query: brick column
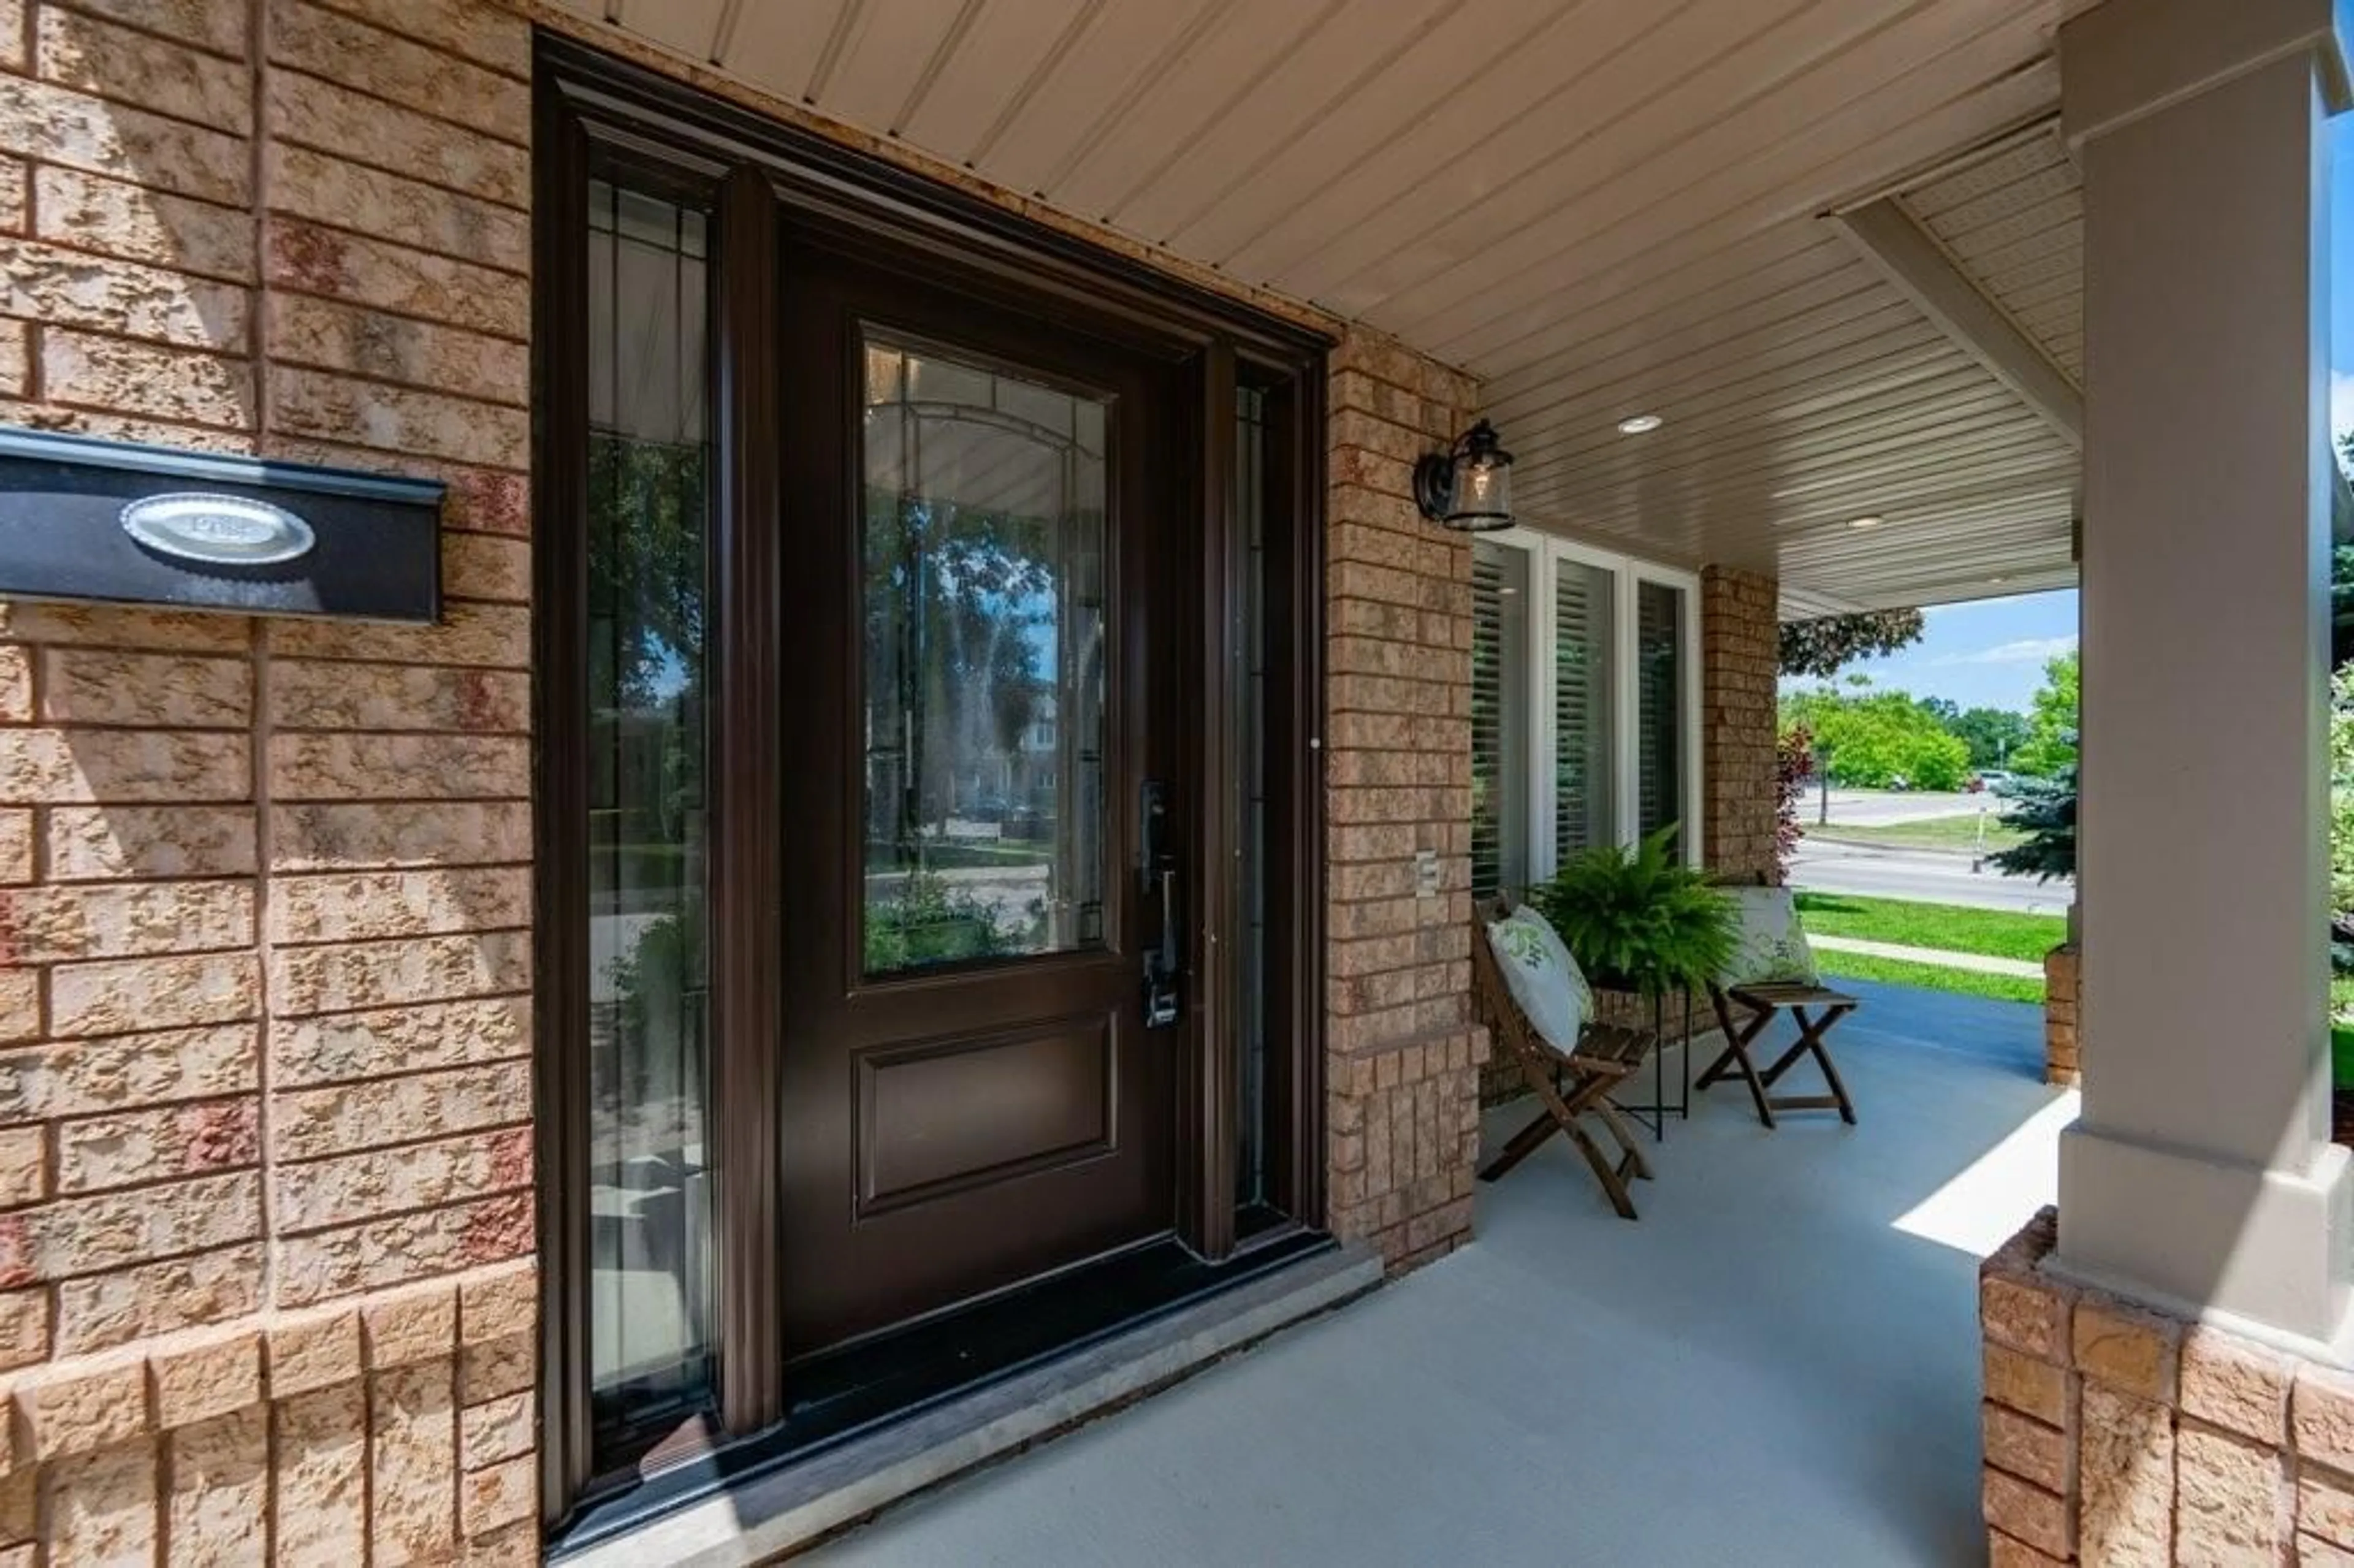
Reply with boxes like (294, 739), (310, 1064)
(1701, 565), (1780, 883)
(0, 3), (538, 1558)
(1322, 329), (1488, 1271)
(2045, 943), (2080, 1087)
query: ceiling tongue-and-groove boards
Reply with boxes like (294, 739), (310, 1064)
(557, 0), (2083, 612)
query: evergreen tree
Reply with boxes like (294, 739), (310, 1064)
(1989, 748), (2076, 881)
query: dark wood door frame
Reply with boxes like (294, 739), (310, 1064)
(533, 34), (1330, 1532)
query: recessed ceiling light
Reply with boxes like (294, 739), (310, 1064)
(1989, 575), (2011, 585)
(1848, 515), (1884, 530)
(1617, 414), (1663, 435)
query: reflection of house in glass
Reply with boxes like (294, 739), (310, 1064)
(859, 340), (1108, 966)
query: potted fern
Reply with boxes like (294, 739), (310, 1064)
(1533, 824), (1738, 999)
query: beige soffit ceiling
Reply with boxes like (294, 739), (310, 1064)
(550, 0), (2082, 614)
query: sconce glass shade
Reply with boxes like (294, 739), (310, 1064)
(1413, 419), (1515, 531)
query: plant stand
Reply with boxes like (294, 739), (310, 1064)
(1596, 986), (1695, 1143)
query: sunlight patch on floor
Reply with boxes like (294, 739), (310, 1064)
(1893, 1088), (2077, 1256)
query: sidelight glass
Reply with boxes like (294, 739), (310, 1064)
(1554, 558), (1617, 856)
(584, 180), (716, 1431)
(859, 332), (1110, 975)
(1472, 540), (1531, 900)
(1636, 580), (1689, 845)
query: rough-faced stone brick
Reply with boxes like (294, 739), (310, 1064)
(55, 1097), (259, 1193)
(43, 328), (254, 430)
(459, 1390), (531, 1472)
(457, 1329), (530, 1407)
(18, 1355), (149, 1460)
(0, 812), (28, 885)
(0, 1288), (46, 1371)
(25, 1173), (258, 1283)
(2174, 1418), (2290, 1562)
(45, 804), (257, 881)
(150, 1331), (261, 1429)
(370, 1358), (458, 1559)
(2298, 1362), (2354, 1474)
(42, 1436), (157, 1562)
(278, 1125), (529, 1233)
(0, 649), (24, 725)
(269, 995), (528, 1086)
(267, 293), (527, 406)
(0, 1024), (257, 1121)
(0, 727), (249, 805)
(0, 880), (254, 964)
(167, 1407), (270, 1566)
(40, 649), (252, 729)
(0, 1127), (40, 1209)
(269, 733), (528, 801)
(264, 216), (526, 339)
(275, 1061), (527, 1163)
(2181, 1323), (2293, 1445)
(1985, 1341), (2069, 1426)
(270, 0), (527, 140)
(32, 165), (255, 282)
(278, 1190), (531, 1306)
(273, 1382), (367, 1561)
(1981, 1269), (2072, 1364)
(267, 1307), (360, 1399)
(460, 1453), (533, 1539)
(66, 0), (251, 56)
(0, 77), (246, 205)
(2079, 1380), (2174, 1566)
(0, 972), (31, 1045)
(263, 140), (529, 274)
(444, 532), (531, 603)
(459, 1263), (533, 1346)
(267, 867), (531, 946)
(54, 1242), (261, 1355)
(326, 0), (529, 76)
(272, 660), (528, 734)
(49, 951), (261, 1037)
(272, 801), (531, 874)
(1983, 1466), (2071, 1559)
(268, 930), (531, 1017)
(363, 1285), (457, 1369)
(267, 67), (526, 208)
(2302, 1463), (2354, 1550)
(35, 5), (254, 134)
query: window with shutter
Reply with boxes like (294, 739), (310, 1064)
(1555, 559), (1617, 858)
(1636, 580), (1688, 845)
(1471, 541), (1530, 900)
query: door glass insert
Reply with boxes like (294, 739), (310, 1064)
(585, 180), (715, 1429)
(859, 332), (1110, 975)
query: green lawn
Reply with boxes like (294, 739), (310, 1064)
(1805, 813), (2027, 853)
(1794, 891), (2066, 964)
(1812, 948), (2045, 1006)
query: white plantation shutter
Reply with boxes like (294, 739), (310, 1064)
(1471, 541), (1529, 900)
(1553, 560), (1616, 857)
(1636, 580), (1688, 844)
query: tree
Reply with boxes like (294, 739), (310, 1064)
(2011, 649), (2080, 777)
(1778, 609), (1927, 679)
(1991, 756), (2076, 882)
(1779, 687), (1973, 791)
(1774, 725), (1814, 882)
(1951, 706), (2030, 771)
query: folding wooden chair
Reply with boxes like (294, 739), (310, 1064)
(1470, 905), (1659, 1220)
(1701, 982), (1860, 1128)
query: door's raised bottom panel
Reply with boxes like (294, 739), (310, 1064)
(855, 1012), (1115, 1214)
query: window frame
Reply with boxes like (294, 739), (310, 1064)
(1473, 525), (1705, 886)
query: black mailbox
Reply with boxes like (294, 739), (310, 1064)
(0, 427), (443, 623)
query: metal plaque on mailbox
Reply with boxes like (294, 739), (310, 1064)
(0, 427), (443, 623)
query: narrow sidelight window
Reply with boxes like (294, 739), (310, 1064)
(584, 180), (717, 1443)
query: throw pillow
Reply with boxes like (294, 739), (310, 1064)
(1486, 904), (1594, 1054)
(1716, 885), (1821, 988)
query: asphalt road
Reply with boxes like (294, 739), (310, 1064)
(1791, 837), (2074, 916)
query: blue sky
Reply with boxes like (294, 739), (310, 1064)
(1783, 118), (2354, 718)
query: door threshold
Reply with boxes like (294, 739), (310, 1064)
(550, 1236), (1381, 1566)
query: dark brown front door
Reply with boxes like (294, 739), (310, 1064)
(775, 232), (1185, 1358)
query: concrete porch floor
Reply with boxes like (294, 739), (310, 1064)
(807, 981), (2068, 1567)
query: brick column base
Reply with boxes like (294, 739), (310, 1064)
(1981, 1208), (2354, 1563)
(2044, 945), (2080, 1087)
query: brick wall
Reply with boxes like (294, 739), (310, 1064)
(0, 1), (536, 1560)
(2044, 945), (2079, 1088)
(1981, 1208), (2354, 1564)
(1701, 565), (1780, 883)
(1323, 330), (1487, 1272)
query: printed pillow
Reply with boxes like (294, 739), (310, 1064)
(1717, 885), (1821, 988)
(1485, 905), (1593, 1054)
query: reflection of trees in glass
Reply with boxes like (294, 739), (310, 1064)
(863, 484), (1058, 858)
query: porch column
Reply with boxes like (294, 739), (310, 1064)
(2055, 0), (2354, 1353)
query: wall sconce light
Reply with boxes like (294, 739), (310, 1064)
(1414, 418), (1515, 532)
